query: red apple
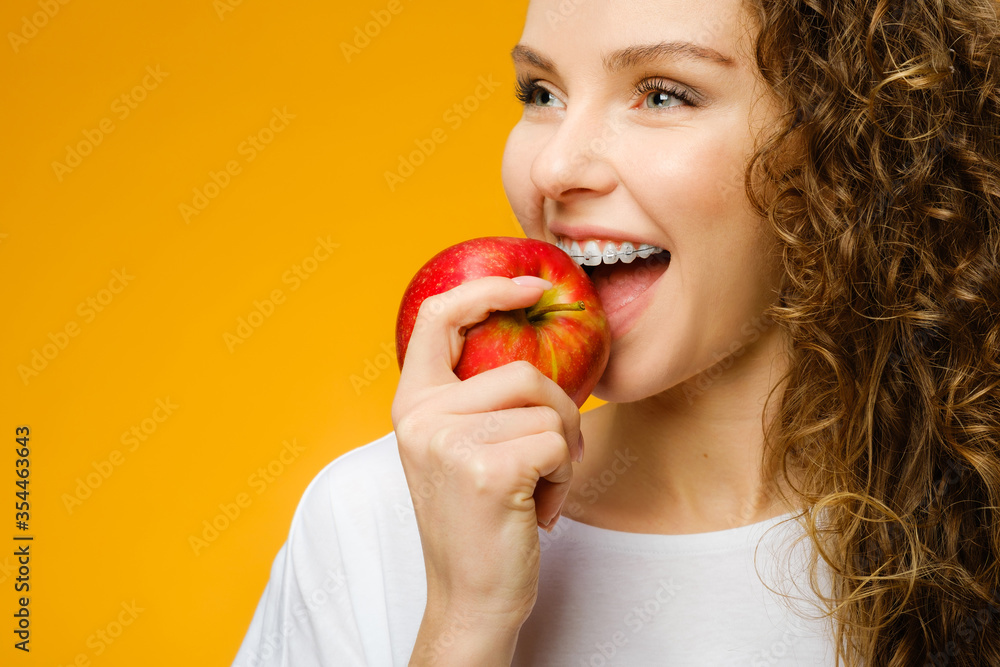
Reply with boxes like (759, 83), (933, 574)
(395, 236), (611, 407)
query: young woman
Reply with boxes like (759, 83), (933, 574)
(233, 0), (1000, 665)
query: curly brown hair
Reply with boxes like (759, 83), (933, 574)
(743, 0), (1000, 664)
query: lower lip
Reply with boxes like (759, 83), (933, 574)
(588, 255), (670, 339)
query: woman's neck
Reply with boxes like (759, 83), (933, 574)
(565, 325), (801, 534)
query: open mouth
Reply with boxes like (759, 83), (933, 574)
(585, 250), (671, 318)
(554, 236), (671, 317)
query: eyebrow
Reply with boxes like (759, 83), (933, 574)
(510, 41), (735, 74)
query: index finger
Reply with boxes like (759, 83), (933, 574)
(397, 275), (550, 391)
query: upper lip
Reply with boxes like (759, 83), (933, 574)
(546, 222), (667, 250)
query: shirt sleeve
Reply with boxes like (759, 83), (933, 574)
(230, 461), (369, 667)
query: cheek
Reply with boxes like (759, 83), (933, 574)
(596, 134), (776, 393)
(501, 123), (542, 228)
(625, 130), (748, 223)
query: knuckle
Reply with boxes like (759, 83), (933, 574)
(389, 399), (408, 430)
(533, 406), (563, 434)
(508, 359), (542, 386)
(426, 425), (458, 457)
(417, 291), (454, 322)
(453, 430), (478, 457)
(411, 300), (436, 331)
(541, 429), (566, 450)
(466, 454), (503, 494)
(481, 410), (504, 434)
(394, 411), (429, 449)
(431, 427), (482, 467)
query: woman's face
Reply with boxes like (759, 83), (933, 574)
(502, 0), (787, 403)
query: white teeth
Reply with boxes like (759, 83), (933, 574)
(602, 242), (618, 265)
(554, 237), (666, 266)
(582, 241), (602, 266)
(569, 240), (584, 265)
(619, 242), (636, 264)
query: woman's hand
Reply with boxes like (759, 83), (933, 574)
(392, 275), (582, 665)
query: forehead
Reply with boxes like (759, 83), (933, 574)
(519, 0), (755, 69)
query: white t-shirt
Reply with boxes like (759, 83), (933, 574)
(232, 432), (838, 666)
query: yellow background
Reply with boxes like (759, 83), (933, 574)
(0, 0), (604, 664)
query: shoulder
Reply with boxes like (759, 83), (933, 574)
(309, 430), (406, 497)
(290, 431), (413, 537)
(233, 432), (423, 666)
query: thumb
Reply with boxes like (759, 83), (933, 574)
(397, 275), (552, 391)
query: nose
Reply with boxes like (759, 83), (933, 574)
(529, 111), (618, 204)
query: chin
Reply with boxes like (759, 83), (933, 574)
(590, 363), (667, 405)
(592, 338), (711, 406)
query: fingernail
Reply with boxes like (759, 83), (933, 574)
(544, 509), (563, 533)
(511, 275), (552, 290)
(574, 432), (585, 463)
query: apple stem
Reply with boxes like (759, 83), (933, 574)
(526, 300), (586, 322)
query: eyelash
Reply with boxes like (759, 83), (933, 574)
(513, 76), (696, 108)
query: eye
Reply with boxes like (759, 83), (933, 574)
(635, 78), (696, 110)
(644, 91), (681, 109)
(514, 77), (565, 108)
